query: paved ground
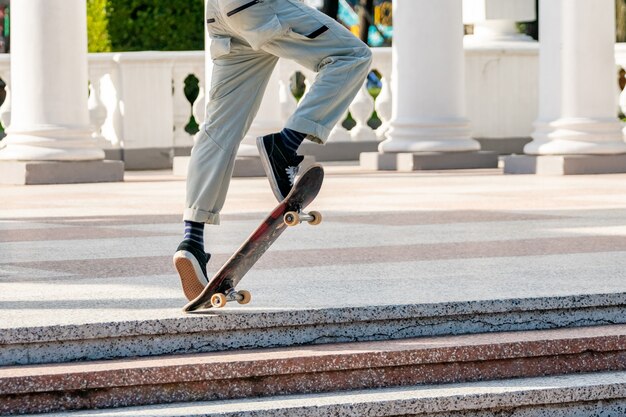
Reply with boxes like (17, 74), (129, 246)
(1, 164), (626, 329)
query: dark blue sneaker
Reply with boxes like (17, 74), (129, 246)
(257, 133), (305, 201)
(173, 240), (211, 301)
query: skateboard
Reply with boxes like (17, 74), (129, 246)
(182, 164), (324, 312)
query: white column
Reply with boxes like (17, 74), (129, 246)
(379, 0), (480, 153)
(524, 0), (626, 156)
(0, 0), (104, 161)
(463, 0), (535, 43)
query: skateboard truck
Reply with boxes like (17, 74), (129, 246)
(284, 210), (322, 227)
(210, 288), (252, 308)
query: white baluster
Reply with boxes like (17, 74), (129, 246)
(193, 85), (205, 133)
(98, 70), (123, 149)
(88, 75), (108, 148)
(192, 67), (206, 134)
(617, 65), (622, 115)
(173, 66), (194, 148)
(88, 58), (119, 149)
(349, 81), (377, 142)
(0, 81), (7, 150)
(327, 108), (351, 142)
(618, 64), (626, 115)
(299, 76), (312, 103)
(0, 75), (11, 133)
(279, 78), (298, 123)
(619, 80), (626, 116)
(375, 76), (392, 141)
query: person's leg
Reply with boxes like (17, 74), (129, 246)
(263, 0), (373, 145)
(220, 0), (371, 199)
(175, 32), (279, 301)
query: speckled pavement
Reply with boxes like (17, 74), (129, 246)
(3, 165), (626, 415)
(0, 166), (626, 322)
(1, 165), (626, 351)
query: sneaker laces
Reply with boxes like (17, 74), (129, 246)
(285, 165), (299, 186)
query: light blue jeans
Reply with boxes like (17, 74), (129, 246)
(184, 0), (372, 224)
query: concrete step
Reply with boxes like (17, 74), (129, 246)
(2, 293), (625, 367)
(18, 371), (626, 417)
(2, 325), (625, 415)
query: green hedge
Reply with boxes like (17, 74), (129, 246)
(87, 0), (204, 52)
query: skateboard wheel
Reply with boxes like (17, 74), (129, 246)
(210, 293), (227, 308)
(284, 211), (300, 227)
(308, 211), (322, 226)
(237, 290), (252, 305)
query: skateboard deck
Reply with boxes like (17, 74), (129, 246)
(183, 164), (324, 312)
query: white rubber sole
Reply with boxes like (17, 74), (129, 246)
(173, 250), (208, 301)
(256, 136), (285, 202)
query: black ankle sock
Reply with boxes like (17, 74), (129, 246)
(183, 221), (204, 250)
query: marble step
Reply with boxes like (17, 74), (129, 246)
(2, 293), (625, 366)
(2, 325), (625, 415)
(16, 371), (626, 417)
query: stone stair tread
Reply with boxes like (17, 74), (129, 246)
(24, 371), (626, 417)
(4, 292), (626, 366)
(2, 324), (625, 395)
(4, 293), (624, 345)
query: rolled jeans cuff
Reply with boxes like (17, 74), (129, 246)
(183, 208), (221, 225)
(285, 115), (332, 145)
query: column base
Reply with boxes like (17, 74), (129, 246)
(0, 160), (124, 185)
(503, 154), (626, 175)
(360, 151), (499, 171)
(173, 156), (316, 178)
(476, 137), (533, 155)
(398, 151), (498, 171)
(300, 140), (379, 162)
(464, 33), (535, 44)
(173, 156), (263, 178)
(360, 152), (400, 170)
(123, 148), (174, 171)
(233, 157), (266, 177)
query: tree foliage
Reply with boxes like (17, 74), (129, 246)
(87, 0), (204, 52)
(618, 0), (626, 42)
(87, 0), (112, 52)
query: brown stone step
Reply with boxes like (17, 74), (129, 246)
(1, 325), (625, 415)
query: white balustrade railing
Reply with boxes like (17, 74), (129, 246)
(0, 51), (205, 163)
(2, 43), (626, 166)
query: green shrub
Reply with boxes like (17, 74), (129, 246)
(87, 0), (204, 52)
(87, 0), (112, 52)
